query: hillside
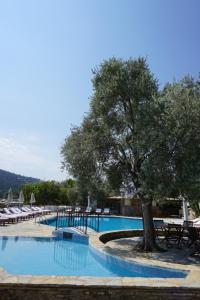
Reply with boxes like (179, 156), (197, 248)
(0, 169), (40, 196)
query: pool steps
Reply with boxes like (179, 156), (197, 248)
(53, 227), (89, 243)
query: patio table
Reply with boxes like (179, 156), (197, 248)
(156, 223), (184, 248)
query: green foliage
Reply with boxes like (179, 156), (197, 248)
(23, 180), (74, 206)
(61, 57), (158, 199)
(61, 125), (102, 191)
(142, 77), (200, 201)
(61, 179), (76, 189)
(66, 187), (79, 206)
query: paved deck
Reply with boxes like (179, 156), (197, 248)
(105, 237), (200, 265)
(0, 215), (54, 237)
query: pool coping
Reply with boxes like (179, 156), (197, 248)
(0, 215), (199, 289)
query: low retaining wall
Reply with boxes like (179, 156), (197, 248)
(0, 283), (200, 300)
(99, 229), (143, 243)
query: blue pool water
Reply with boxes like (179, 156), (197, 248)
(44, 216), (144, 232)
(0, 236), (187, 278)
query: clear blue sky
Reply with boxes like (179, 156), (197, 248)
(0, 0), (199, 181)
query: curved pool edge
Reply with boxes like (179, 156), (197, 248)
(89, 230), (200, 278)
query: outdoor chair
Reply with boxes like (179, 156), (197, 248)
(187, 227), (200, 247)
(103, 208), (110, 215)
(31, 206), (50, 215)
(154, 220), (165, 228)
(66, 206), (73, 213)
(183, 220), (193, 228)
(95, 208), (102, 214)
(0, 216), (10, 226)
(9, 208), (29, 220)
(23, 207), (41, 216)
(180, 221), (194, 246)
(35, 206), (51, 214)
(75, 207), (82, 213)
(163, 223), (184, 248)
(154, 220), (165, 242)
(3, 208), (25, 221)
(85, 207), (92, 214)
(192, 217), (200, 224)
(194, 220), (200, 227)
(13, 207), (31, 220)
(13, 208), (33, 218)
(21, 207), (37, 217)
(0, 212), (18, 223)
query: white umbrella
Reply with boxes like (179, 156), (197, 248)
(30, 193), (36, 206)
(18, 190), (24, 204)
(180, 195), (189, 221)
(7, 188), (13, 205)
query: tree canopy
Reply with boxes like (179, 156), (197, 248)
(23, 179), (77, 206)
(61, 57), (200, 251)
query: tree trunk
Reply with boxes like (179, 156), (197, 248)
(139, 197), (160, 251)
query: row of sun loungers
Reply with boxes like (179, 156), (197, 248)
(0, 206), (51, 225)
(66, 207), (110, 215)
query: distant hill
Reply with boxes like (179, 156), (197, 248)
(0, 169), (40, 197)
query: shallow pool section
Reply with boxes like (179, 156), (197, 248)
(44, 216), (144, 232)
(0, 236), (187, 278)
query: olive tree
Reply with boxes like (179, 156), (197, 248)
(62, 57), (160, 250)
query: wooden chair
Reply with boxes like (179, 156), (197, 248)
(183, 220), (193, 228)
(163, 224), (184, 248)
(185, 227), (200, 256)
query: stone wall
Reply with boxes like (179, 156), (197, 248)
(0, 284), (200, 300)
(99, 229), (143, 243)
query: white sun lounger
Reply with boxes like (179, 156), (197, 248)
(95, 208), (102, 214)
(0, 216), (10, 225)
(85, 207), (92, 214)
(103, 208), (110, 215)
(31, 206), (51, 215)
(16, 208), (34, 218)
(194, 220), (200, 227)
(22, 207), (40, 216)
(0, 212), (18, 223)
(66, 206), (73, 213)
(35, 206), (51, 214)
(3, 208), (25, 221)
(193, 217), (200, 223)
(8, 208), (29, 220)
(75, 207), (81, 213)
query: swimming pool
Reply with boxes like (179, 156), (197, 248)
(44, 216), (144, 232)
(0, 236), (187, 278)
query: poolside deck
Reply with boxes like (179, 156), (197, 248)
(105, 236), (200, 265)
(0, 215), (54, 237)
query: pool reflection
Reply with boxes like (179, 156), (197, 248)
(53, 238), (89, 271)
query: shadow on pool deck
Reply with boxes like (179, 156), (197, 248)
(104, 237), (200, 266)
